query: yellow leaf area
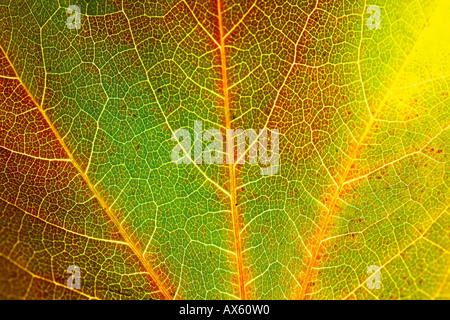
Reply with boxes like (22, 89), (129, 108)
(0, 0), (448, 300)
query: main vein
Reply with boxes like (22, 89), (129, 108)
(217, 0), (246, 300)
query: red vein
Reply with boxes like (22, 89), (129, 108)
(217, 0), (246, 300)
(298, 126), (374, 299)
(297, 10), (433, 298)
(0, 45), (173, 300)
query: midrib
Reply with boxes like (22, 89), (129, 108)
(217, 0), (246, 300)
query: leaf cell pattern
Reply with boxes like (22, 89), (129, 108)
(0, 0), (449, 299)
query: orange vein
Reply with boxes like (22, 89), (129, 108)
(0, 45), (173, 300)
(298, 116), (378, 299)
(297, 14), (431, 298)
(217, 0), (246, 300)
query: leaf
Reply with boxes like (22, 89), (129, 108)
(0, 0), (448, 300)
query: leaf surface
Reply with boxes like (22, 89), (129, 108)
(0, 0), (449, 299)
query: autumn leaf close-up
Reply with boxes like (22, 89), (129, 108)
(0, 0), (449, 301)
